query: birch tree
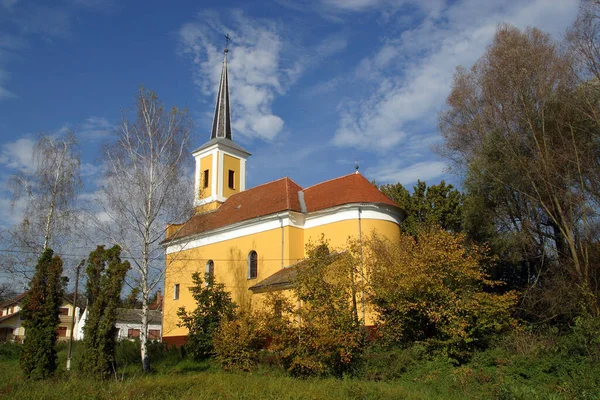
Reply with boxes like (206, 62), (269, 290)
(99, 87), (193, 372)
(3, 133), (81, 279)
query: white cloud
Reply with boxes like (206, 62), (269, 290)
(79, 116), (112, 140)
(179, 10), (348, 142)
(179, 11), (289, 141)
(333, 0), (580, 153)
(367, 160), (447, 185)
(0, 196), (26, 228)
(320, 0), (403, 13)
(0, 137), (35, 173)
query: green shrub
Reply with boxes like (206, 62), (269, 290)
(19, 248), (66, 380)
(0, 343), (22, 360)
(177, 272), (237, 361)
(567, 316), (600, 360)
(115, 339), (142, 367)
(357, 344), (427, 381)
(213, 311), (266, 371)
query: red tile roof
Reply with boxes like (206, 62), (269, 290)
(168, 177), (302, 241)
(0, 291), (28, 309)
(165, 173), (400, 242)
(302, 173), (397, 212)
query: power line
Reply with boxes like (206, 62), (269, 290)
(0, 248), (308, 263)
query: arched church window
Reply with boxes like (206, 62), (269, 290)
(205, 260), (214, 286)
(248, 251), (258, 279)
(206, 259), (214, 277)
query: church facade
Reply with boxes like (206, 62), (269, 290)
(161, 51), (405, 345)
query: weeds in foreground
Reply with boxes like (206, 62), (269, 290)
(1, 325), (599, 400)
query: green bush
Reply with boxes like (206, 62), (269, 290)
(357, 344), (427, 381)
(566, 316), (600, 360)
(177, 272), (237, 361)
(213, 311), (266, 371)
(114, 339), (181, 370)
(0, 342), (22, 360)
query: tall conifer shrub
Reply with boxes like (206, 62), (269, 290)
(81, 245), (129, 379)
(20, 248), (66, 379)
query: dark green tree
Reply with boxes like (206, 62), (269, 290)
(123, 287), (141, 309)
(380, 180), (464, 236)
(81, 245), (129, 379)
(177, 273), (236, 361)
(19, 248), (66, 380)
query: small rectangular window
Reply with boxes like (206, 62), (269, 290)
(228, 170), (235, 189)
(203, 169), (209, 188)
(128, 328), (140, 338)
(173, 284), (180, 300)
(59, 307), (69, 316)
(148, 329), (161, 340)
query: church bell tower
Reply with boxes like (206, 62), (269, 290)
(193, 42), (250, 213)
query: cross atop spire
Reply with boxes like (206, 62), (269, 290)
(224, 34), (231, 54)
(210, 41), (232, 140)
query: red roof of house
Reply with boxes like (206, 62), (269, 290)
(166, 173), (400, 242)
(0, 291), (28, 309)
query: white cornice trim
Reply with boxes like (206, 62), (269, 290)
(192, 142), (250, 160)
(165, 203), (403, 254)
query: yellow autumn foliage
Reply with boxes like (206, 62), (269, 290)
(366, 228), (517, 360)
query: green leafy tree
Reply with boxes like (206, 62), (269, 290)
(366, 229), (517, 362)
(177, 273), (237, 360)
(439, 24), (600, 320)
(380, 180), (464, 236)
(81, 245), (130, 379)
(19, 248), (66, 380)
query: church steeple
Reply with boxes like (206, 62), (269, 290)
(192, 37), (250, 213)
(210, 51), (232, 140)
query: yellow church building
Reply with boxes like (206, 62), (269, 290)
(161, 50), (405, 346)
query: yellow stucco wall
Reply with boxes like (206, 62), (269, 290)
(222, 154), (241, 198)
(304, 218), (401, 252)
(163, 217), (401, 340)
(164, 225), (297, 337)
(199, 154), (213, 199)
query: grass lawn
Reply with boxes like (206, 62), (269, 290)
(1, 340), (599, 400)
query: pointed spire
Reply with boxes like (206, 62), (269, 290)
(210, 42), (232, 140)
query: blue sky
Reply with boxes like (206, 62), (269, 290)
(0, 0), (581, 229)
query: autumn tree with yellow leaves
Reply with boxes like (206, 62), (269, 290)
(366, 229), (517, 361)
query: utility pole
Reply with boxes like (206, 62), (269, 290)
(67, 259), (85, 371)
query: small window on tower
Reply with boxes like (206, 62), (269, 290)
(203, 169), (209, 189)
(228, 170), (235, 189)
(173, 284), (180, 300)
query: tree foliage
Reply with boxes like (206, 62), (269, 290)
(19, 248), (66, 380)
(81, 245), (129, 379)
(249, 242), (364, 378)
(289, 243), (364, 377)
(123, 287), (141, 309)
(213, 310), (267, 371)
(380, 180), (463, 236)
(366, 229), (517, 362)
(439, 24), (600, 320)
(177, 272), (237, 361)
